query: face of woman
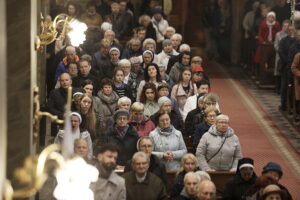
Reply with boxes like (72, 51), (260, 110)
(83, 84), (93, 96)
(267, 15), (275, 24)
(110, 50), (120, 62)
(139, 139), (153, 156)
(131, 110), (144, 121)
(205, 111), (217, 125)
(182, 70), (191, 82)
(71, 115), (80, 131)
(181, 55), (191, 65)
(115, 70), (124, 83)
(184, 158), (197, 172)
(80, 96), (92, 114)
(143, 53), (153, 64)
(116, 115), (129, 127)
(158, 88), (169, 97)
(147, 66), (157, 79)
(158, 113), (171, 129)
(145, 44), (155, 52)
(68, 63), (78, 76)
(119, 102), (131, 110)
(192, 72), (204, 83)
(68, 5), (76, 16)
(161, 102), (172, 113)
(145, 88), (155, 101)
(102, 85), (113, 96)
(216, 119), (229, 133)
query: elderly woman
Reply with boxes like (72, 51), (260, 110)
(54, 112), (93, 159)
(117, 96), (132, 111)
(150, 112), (187, 171)
(150, 96), (181, 130)
(193, 106), (219, 150)
(129, 102), (155, 137)
(96, 78), (119, 131)
(100, 109), (139, 166)
(196, 114), (242, 171)
(121, 38), (143, 59)
(124, 136), (167, 184)
(171, 153), (200, 198)
(142, 38), (159, 63)
(102, 47), (120, 79)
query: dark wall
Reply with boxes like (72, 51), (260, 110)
(6, 0), (32, 180)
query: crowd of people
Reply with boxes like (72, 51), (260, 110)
(42, 0), (294, 199)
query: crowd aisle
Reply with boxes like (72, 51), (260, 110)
(204, 61), (300, 198)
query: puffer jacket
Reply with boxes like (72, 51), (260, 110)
(150, 126), (187, 171)
(196, 125), (242, 171)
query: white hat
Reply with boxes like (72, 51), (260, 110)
(267, 11), (276, 18)
(71, 112), (82, 124)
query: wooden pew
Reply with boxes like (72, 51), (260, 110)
(258, 43), (276, 88)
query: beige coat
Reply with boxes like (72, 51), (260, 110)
(171, 81), (197, 117)
(90, 171), (126, 200)
(291, 53), (300, 100)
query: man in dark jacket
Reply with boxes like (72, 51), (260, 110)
(122, 152), (168, 200)
(176, 172), (200, 200)
(72, 58), (99, 95)
(101, 109), (139, 166)
(223, 157), (257, 200)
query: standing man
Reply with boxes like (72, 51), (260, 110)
(91, 144), (126, 200)
(122, 152), (167, 200)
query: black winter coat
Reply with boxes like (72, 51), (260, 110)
(222, 173), (257, 200)
(185, 108), (204, 137)
(100, 124), (139, 166)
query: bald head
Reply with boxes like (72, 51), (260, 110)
(59, 73), (72, 89)
(198, 180), (216, 200)
(74, 139), (89, 158)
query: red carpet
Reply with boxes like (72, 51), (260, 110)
(206, 62), (300, 199)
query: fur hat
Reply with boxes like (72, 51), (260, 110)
(152, 7), (162, 15)
(267, 11), (276, 18)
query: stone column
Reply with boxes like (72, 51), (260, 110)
(6, 0), (33, 181)
(0, 0), (7, 198)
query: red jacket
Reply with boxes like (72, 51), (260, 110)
(257, 19), (281, 43)
(129, 117), (156, 137)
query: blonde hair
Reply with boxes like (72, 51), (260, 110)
(179, 153), (199, 173)
(131, 102), (144, 112)
(192, 56), (203, 63)
(204, 106), (218, 116)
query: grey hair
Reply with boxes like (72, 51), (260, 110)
(166, 26), (176, 34)
(203, 93), (219, 103)
(195, 171), (211, 182)
(118, 59), (131, 67)
(216, 114), (229, 122)
(132, 151), (150, 164)
(143, 38), (156, 50)
(129, 38), (141, 46)
(136, 136), (153, 151)
(184, 172), (201, 184)
(179, 44), (191, 52)
(66, 46), (76, 53)
(118, 96), (132, 106)
(171, 33), (182, 41)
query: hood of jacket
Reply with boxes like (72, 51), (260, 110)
(207, 124), (235, 137)
(97, 90), (119, 104)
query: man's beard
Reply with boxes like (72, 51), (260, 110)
(102, 161), (116, 171)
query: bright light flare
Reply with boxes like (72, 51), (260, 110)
(53, 157), (98, 200)
(67, 20), (87, 47)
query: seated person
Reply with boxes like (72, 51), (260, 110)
(122, 152), (167, 200)
(121, 38), (143, 59)
(54, 112), (93, 159)
(171, 154), (200, 198)
(191, 65), (210, 86)
(129, 102), (155, 137)
(150, 112), (187, 171)
(177, 172), (201, 200)
(197, 180), (216, 200)
(261, 162), (292, 200)
(124, 136), (167, 184)
(117, 96), (132, 111)
(260, 184), (287, 200)
(74, 138), (92, 162)
(196, 114), (242, 171)
(139, 82), (160, 117)
(99, 109), (139, 167)
(223, 157), (257, 200)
